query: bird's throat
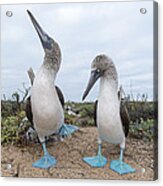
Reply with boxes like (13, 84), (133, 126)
(99, 77), (118, 100)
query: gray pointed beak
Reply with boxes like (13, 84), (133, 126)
(82, 70), (101, 101)
(27, 10), (52, 50)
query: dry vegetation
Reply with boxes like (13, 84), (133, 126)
(1, 89), (158, 180)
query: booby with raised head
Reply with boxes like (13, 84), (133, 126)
(26, 10), (78, 169)
(25, 68), (66, 131)
(82, 54), (135, 174)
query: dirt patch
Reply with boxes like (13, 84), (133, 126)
(1, 127), (155, 180)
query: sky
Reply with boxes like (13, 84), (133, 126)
(1, 1), (154, 102)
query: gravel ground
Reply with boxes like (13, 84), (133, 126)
(1, 127), (156, 180)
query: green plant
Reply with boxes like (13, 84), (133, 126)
(1, 111), (31, 145)
(129, 118), (155, 141)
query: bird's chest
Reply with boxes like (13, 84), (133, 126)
(31, 73), (63, 132)
(97, 88), (124, 144)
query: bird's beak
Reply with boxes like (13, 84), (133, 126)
(82, 70), (101, 101)
(27, 10), (52, 50)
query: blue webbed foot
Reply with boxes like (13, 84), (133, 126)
(32, 153), (57, 169)
(59, 123), (79, 137)
(32, 142), (57, 169)
(83, 155), (107, 167)
(110, 159), (135, 175)
(83, 144), (107, 168)
(110, 148), (135, 175)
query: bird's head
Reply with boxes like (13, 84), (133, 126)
(82, 54), (118, 100)
(27, 10), (61, 71)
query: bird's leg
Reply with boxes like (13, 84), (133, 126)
(118, 148), (125, 169)
(97, 143), (102, 156)
(32, 141), (57, 169)
(110, 147), (135, 175)
(42, 141), (49, 156)
(97, 139), (103, 157)
(82, 138), (107, 167)
(119, 148), (123, 162)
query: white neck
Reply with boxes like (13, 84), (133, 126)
(36, 64), (57, 86)
(99, 76), (118, 100)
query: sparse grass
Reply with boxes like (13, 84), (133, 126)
(130, 118), (155, 141)
(1, 98), (157, 145)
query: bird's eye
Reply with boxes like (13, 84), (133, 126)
(96, 69), (100, 73)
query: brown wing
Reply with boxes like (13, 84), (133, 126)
(25, 96), (33, 126)
(55, 86), (64, 108)
(120, 100), (130, 137)
(93, 100), (98, 127)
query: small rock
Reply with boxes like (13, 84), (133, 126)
(141, 168), (146, 173)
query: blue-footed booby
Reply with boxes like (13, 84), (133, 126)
(26, 10), (78, 169)
(82, 54), (135, 174)
(25, 68), (64, 128)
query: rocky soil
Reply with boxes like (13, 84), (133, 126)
(1, 127), (156, 180)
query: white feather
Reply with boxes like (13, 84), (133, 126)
(31, 66), (64, 142)
(97, 77), (125, 148)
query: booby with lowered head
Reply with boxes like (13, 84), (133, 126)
(26, 10), (78, 169)
(82, 54), (135, 174)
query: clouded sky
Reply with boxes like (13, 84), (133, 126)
(1, 1), (154, 102)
